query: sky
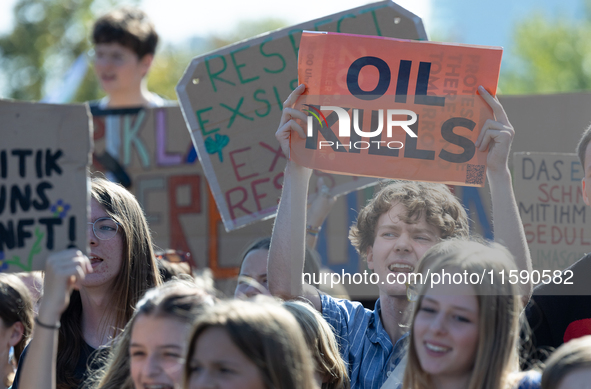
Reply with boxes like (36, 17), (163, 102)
(0, 0), (585, 95)
(142, 0), (433, 43)
(1, 0), (584, 53)
(0, 0), (585, 51)
(0, 0), (432, 41)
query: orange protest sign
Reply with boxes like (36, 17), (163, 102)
(292, 31), (503, 187)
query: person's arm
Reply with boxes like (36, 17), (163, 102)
(305, 177), (337, 250)
(18, 249), (91, 389)
(476, 85), (533, 300)
(268, 84), (321, 311)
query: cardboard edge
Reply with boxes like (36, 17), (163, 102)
(175, 86), (237, 231)
(383, 0), (429, 40)
(177, 1), (422, 64)
(175, 0), (428, 231)
(176, 66), (238, 231)
(83, 102), (93, 256)
(514, 152), (578, 157)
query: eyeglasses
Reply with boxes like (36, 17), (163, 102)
(88, 217), (120, 240)
(87, 48), (134, 67)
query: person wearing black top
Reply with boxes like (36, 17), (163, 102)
(526, 125), (591, 359)
(13, 177), (160, 389)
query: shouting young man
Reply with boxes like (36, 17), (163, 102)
(268, 84), (532, 388)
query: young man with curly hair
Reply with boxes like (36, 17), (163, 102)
(268, 84), (532, 389)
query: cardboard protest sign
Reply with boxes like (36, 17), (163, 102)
(177, 1), (427, 231)
(499, 93), (591, 159)
(292, 31), (502, 186)
(514, 152), (590, 272)
(320, 94), (591, 299)
(0, 100), (91, 272)
(91, 106), (212, 269)
(86, 92), (591, 296)
(91, 106), (279, 282)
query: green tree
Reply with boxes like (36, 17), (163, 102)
(0, 0), (129, 101)
(0, 0), (286, 103)
(500, 9), (591, 94)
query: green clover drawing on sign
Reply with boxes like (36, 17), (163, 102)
(205, 133), (230, 162)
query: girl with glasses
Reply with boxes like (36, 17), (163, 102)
(14, 177), (161, 389)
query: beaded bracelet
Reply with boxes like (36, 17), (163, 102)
(35, 316), (61, 330)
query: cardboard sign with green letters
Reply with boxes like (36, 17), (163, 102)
(177, 1), (427, 231)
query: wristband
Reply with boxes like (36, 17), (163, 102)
(306, 225), (322, 237)
(35, 316), (61, 330)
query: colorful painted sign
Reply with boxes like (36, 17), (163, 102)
(292, 31), (503, 186)
(0, 100), (91, 272)
(176, 1), (427, 231)
(91, 105), (383, 281)
(515, 152), (590, 272)
(91, 105), (234, 278)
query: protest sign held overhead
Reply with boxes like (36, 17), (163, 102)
(514, 152), (590, 273)
(177, 1), (426, 231)
(0, 100), (92, 272)
(292, 31), (503, 186)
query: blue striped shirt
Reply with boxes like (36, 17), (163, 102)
(321, 294), (409, 389)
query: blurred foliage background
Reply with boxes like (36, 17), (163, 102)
(0, 0), (288, 103)
(498, 2), (591, 94)
(1, 0), (591, 102)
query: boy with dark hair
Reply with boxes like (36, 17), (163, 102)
(91, 7), (168, 108)
(525, 124), (591, 356)
(269, 84), (532, 388)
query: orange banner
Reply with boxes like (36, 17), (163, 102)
(292, 31), (503, 187)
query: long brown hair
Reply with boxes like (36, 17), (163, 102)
(57, 177), (161, 389)
(403, 240), (521, 389)
(86, 279), (214, 389)
(283, 301), (349, 389)
(183, 298), (319, 389)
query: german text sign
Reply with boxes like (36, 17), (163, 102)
(177, 1), (427, 231)
(0, 100), (92, 272)
(515, 152), (590, 272)
(292, 31), (503, 186)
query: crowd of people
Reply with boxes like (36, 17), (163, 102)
(3, 5), (591, 389)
